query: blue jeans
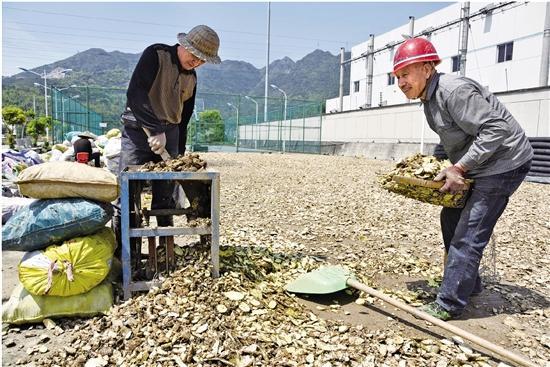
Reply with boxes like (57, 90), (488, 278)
(437, 160), (531, 315)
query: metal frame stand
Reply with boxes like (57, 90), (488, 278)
(120, 167), (220, 300)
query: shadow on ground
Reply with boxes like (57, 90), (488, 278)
(406, 279), (550, 320)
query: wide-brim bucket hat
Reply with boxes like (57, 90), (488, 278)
(77, 131), (97, 140)
(177, 25), (221, 64)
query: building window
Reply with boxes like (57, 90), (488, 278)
(389, 47), (394, 62)
(452, 55), (460, 72)
(354, 81), (360, 92)
(497, 42), (513, 63)
(387, 73), (395, 85)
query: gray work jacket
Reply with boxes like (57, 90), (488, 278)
(422, 73), (533, 178)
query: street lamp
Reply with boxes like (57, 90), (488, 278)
(61, 95), (80, 140)
(270, 84), (287, 121)
(21, 67), (49, 117)
(245, 96), (259, 149)
(22, 66), (72, 143)
(32, 82), (53, 142)
(270, 84), (287, 152)
(244, 96), (259, 125)
(227, 102), (239, 151)
(19, 67), (72, 117)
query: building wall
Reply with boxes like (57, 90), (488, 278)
(321, 87), (549, 144)
(327, 2), (549, 112)
(241, 88), (549, 145)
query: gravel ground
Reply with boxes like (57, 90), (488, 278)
(3, 152), (549, 366)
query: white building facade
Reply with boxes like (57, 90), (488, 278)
(326, 2), (550, 112)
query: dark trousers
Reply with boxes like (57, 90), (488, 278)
(112, 124), (180, 249)
(437, 160), (531, 314)
(90, 152), (101, 167)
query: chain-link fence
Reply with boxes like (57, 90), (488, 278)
(51, 88), (323, 154)
(189, 93), (323, 153)
(51, 86), (126, 142)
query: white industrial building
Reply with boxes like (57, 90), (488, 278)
(326, 2), (550, 112)
(239, 1), (549, 165)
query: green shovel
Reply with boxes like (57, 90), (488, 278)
(286, 265), (535, 367)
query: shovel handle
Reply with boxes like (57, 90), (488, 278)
(142, 127), (171, 161)
(346, 278), (536, 367)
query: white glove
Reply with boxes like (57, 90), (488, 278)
(147, 133), (166, 155)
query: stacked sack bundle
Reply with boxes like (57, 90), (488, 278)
(40, 129), (122, 168)
(2, 161), (120, 324)
(101, 128), (122, 174)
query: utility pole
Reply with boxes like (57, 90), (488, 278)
(459, 2), (470, 76)
(407, 17), (415, 104)
(264, 2), (271, 123)
(365, 35), (374, 108)
(540, 1), (550, 86)
(339, 48), (345, 112)
(408, 16), (415, 37)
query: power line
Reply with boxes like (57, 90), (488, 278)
(2, 36), (316, 59)
(2, 45), (83, 57)
(3, 6), (348, 44)
(3, 26), (330, 53)
(343, 1), (517, 64)
(3, 27), (147, 43)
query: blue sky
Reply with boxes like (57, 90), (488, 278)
(2, 2), (450, 76)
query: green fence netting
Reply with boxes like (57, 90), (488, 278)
(51, 87), (126, 142)
(189, 93), (323, 154)
(51, 87), (323, 154)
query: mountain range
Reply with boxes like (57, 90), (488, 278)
(2, 47), (350, 124)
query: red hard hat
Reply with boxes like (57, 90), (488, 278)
(393, 37), (441, 74)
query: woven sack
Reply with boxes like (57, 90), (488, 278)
(18, 228), (116, 297)
(16, 161), (119, 202)
(2, 281), (113, 324)
(2, 198), (113, 252)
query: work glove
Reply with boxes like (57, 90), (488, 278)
(434, 165), (468, 194)
(147, 132), (167, 155)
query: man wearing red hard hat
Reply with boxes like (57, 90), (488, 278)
(393, 38), (533, 320)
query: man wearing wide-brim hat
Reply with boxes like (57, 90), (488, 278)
(116, 25), (220, 240)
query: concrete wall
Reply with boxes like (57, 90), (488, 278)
(322, 87), (549, 143)
(241, 87), (549, 160)
(327, 2), (550, 112)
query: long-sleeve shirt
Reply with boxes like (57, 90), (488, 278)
(122, 43), (197, 137)
(422, 73), (533, 178)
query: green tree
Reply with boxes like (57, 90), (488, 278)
(23, 109), (36, 139)
(26, 116), (52, 146)
(2, 105), (26, 147)
(199, 110), (224, 143)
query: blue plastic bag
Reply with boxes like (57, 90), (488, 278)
(64, 131), (83, 142)
(2, 198), (113, 252)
